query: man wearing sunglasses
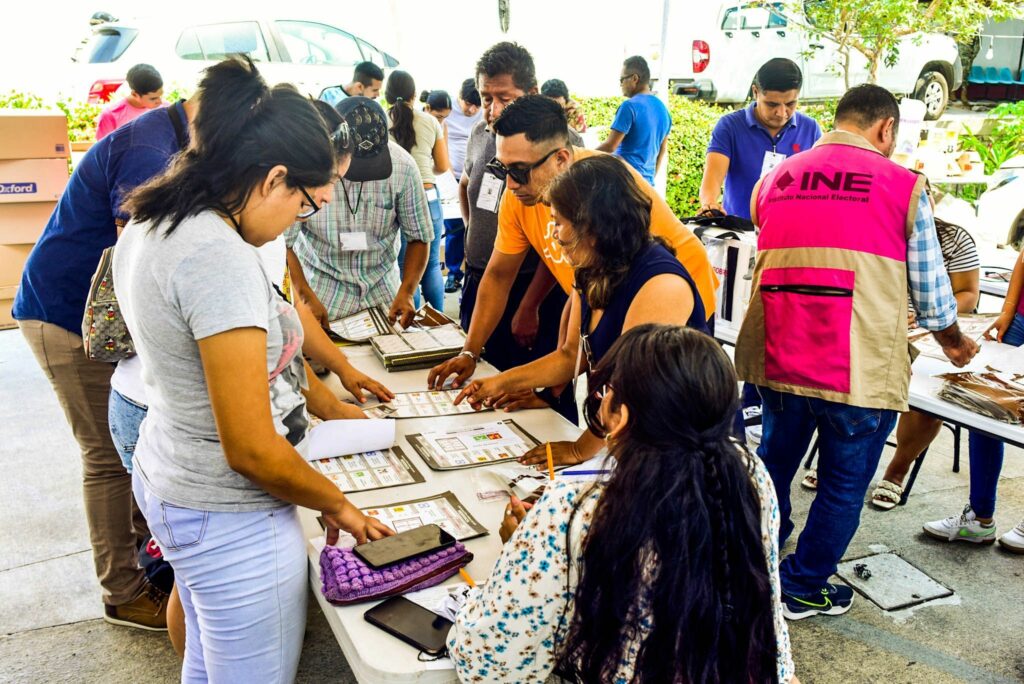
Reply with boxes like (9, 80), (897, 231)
(428, 95), (718, 393)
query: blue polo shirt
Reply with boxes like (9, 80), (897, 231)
(611, 93), (672, 185)
(13, 101), (189, 334)
(707, 104), (821, 219)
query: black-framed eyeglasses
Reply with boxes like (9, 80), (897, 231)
(330, 121), (352, 154)
(619, 73), (637, 83)
(297, 186), (321, 219)
(485, 147), (563, 186)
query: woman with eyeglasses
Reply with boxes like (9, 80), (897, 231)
(455, 154), (709, 467)
(448, 324), (796, 683)
(114, 58), (392, 682)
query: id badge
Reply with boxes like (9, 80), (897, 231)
(476, 173), (504, 213)
(339, 232), (369, 251)
(760, 151), (786, 178)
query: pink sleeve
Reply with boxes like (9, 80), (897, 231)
(96, 111), (115, 140)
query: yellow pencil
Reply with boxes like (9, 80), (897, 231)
(546, 442), (555, 481)
(459, 567), (476, 588)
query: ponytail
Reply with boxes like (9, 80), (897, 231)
(123, 56), (334, 236)
(385, 70), (416, 152)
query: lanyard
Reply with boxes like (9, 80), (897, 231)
(340, 180), (363, 216)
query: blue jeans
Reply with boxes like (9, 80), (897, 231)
(132, 472), (307, 683)
(399, 191), (445, 311)
(968, 312), (1024, 518)
(108, 389), (148, 473)
(443, 218), (465, 277)
(758, 386), (897, 596)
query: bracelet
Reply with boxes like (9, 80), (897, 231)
(458, 350), (479, 362)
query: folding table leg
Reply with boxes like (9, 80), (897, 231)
(900, 447), (929, 505)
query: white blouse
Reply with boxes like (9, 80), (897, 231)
(447, 453), (794, 683)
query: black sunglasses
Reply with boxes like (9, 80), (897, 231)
(297, 186), (321, 219)
(485, 147), (563, 186)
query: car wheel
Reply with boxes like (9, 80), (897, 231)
(913, 71), (948, 121)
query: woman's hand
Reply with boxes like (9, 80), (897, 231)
(498, 496), (533, 544)
(323, 499), (394, 545)
(454, 374), (513, 410)
(518, 440), (584, 469)
(319, 401), (368, 420)
(298, 286), (330, 328)
(986, 311), (1015, 342)
(340, 367), (395, 404)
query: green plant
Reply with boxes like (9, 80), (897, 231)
(962, 101), (1024, 175)
(799, 100), (838, 132)
(0, 90), (101, 143)
(578, 95), (727, 216)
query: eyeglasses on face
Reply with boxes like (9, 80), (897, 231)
(485, 147), (563, 186)
(297, 186), (321, 219)
(619, 73), (638, 83)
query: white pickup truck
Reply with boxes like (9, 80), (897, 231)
(660, 2), (962, 120)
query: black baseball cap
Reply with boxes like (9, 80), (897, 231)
(334, 96), (392, 182)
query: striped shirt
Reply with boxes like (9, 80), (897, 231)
(286, 142), (433, 320)
(908, 193), (959, 332)
(936, 219), (980, 273)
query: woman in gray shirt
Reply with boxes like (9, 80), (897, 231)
(116, 58), (392, 683)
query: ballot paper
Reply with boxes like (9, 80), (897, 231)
(909, 314), (997, 361)
(311, 446), (425, 493)
(407, 419), (539, 471)
(305, 419), (395, 461)
(361, 491), (488, 540)
(937, 371), (1024, 424)
(363, 390), (493, 419)
(328, 306), (396, 343)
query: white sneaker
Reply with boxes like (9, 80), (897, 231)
(998, 519), (1024, 554)
(922, 504), (996, 544)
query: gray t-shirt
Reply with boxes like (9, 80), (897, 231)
(115, 211), (308, 512)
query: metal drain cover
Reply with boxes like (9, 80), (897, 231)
(836, 552), (952, 611)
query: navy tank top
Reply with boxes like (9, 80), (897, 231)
(579, 242), (708, 366)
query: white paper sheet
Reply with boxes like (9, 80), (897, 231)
(305, 419), (395, 461)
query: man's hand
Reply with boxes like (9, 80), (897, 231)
(454, 374), (512, 410)
(323, 500), (394, 546)
(510, 303), (540, 349)
(299, 286), (330, 327)
(985, 311), (1015, 343)
(699, 202), (724, 216)
(339, 367), (394, 404)
(498, 496), (533, 544)
(907, 311), (918, 330)
(519, 440), (584, 469)
(492, 389), (549, 412)
(388, 292), (417, 328)
(428, 353), (477, 390)
(941, 335), (979, 368)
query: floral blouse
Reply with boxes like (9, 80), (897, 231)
(446, 453), (794, 683)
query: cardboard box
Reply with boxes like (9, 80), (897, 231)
(0, 285), (16, 330)
(0, 201), (55, 244)
(0, 159), (69, 205)
(0, 110), (70, 160)
(0, 244), (33, 287)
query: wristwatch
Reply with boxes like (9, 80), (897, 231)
(457, 350), (480, 363)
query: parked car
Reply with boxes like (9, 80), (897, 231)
(660, 1), (961, 120)
(69, 13), (399, 103)
(976, 155), (1024, 250)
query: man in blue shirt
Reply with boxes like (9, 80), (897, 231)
(13, 97), (193, 631)
(699, 58), (822, 220)
(597, 55), (671, 185)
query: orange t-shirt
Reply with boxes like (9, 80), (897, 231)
(494, 147), (718, 319)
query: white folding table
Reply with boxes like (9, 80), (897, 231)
(300, 345), (582, 683)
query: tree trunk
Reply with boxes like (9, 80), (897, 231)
(843, 49), (851, 90)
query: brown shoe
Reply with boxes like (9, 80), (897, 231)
(104, 581), (169, 631)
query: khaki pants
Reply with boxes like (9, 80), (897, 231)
(20, 320), (146, 605)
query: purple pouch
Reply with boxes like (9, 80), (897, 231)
(319, 542), (473, 606)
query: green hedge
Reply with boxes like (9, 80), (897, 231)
(576, 95), (837, 217)
(0, 91), (102, 144)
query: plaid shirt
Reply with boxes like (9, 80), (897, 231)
(909, 192), (958, 331)
(286, 142), (433, 319)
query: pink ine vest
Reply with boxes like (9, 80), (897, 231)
(737, 137), (922, 410)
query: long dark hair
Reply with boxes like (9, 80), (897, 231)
(557, 324), (779, 683)
(123, 57), (334, 235)
(385, 70), (416, 152)
(548, 155), (657, 309)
